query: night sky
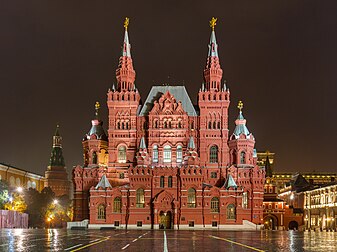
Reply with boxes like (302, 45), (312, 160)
(1, 1), (336, 176)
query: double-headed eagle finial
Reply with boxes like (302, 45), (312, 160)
(238, 101), (243, 112)
(124, 17), (129, 30)
(209, 17), (217, 31)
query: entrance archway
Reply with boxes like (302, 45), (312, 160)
(264, 215), (277, 230)
(288, 221), (298, 230)
(159, 211), (172, 229)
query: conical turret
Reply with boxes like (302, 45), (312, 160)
(203, 17), (223, 92)
(116, 17), (136, 91)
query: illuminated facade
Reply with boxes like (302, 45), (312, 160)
(304, 183), (337, 231)
(0, 163), (45, 192)
(73, 18), (265, 229)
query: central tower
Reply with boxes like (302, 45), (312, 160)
(198, 18), (230, 175)
(107, 18), (141, 181)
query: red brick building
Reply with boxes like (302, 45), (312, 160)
(73, 18), (265, 229)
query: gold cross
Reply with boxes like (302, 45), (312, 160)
(124, 17), (129, 30)
(209, 17), (217, 31)
(237, 101), (243, 111)
(95, 101), (100, 110)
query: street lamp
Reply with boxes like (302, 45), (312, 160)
(53, 199), (58, 205)
(17, 187), (23, 193)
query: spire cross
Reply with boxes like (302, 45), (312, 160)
(124, 17), (129, 30)
(209, 17), (217, 31)
(238, 101), (243, 112)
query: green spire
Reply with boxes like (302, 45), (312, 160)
(49, 124), (65, 167)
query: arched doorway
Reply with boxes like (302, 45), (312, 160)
(288, 221), (298, 230)
(264, 215), (277, 230)
(159, 211), (172, 229)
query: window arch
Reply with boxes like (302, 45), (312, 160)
(152, 145), (158, 163)
(240, 151), (246, 164)
(118, 146), (127, 163)
(168, 176), (173, 188)
(163, 145), (171, 163)
(187, 188), (196, 208)
(160, 176), (165, 188)
(97, 204), (106, 219)
(227, 204), (236, 219)
(211, 197), (220, 213)
(113, 197), (122, 213)
(92, 151), (98, 164)
(176, 145), (183, 164)
(136, 188), (145, 208)
(210, 146), (218, 163)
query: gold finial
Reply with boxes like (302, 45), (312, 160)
(209, 17), (217, 31)
(124, 17), (129, 30)
(95, 101), (100, 110)
(238, 100), (243, 111)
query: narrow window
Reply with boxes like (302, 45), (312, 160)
(160, 176), (165, 188)
(113, 197), (122, 213)
(213, 121), (216, 129)
(152, 145), (158, 163)
(227, 204), (236, 219)
(176, 145), (183, 163)
(208, 121), (212, 129)
(242, 192), (248, 209)
(118, 146), (127, 163)
(211, 197), (220, 213)
(136, 188), (145, 208)
(92, 152), (98, 164)
(187, 188), (196, 208)
(168, 176), (173, 188)
(240, 151), (246, 164)
(97, 204), (106, 219)
(163, 145), (171, 163)
(210, 146), (218, 163)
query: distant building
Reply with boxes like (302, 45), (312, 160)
(273, 172), (336, 192)
(44, 125), (70, 197)
(72, 18), (265, 230)
(304, 182), (337, 231)
(0, 163), (45, 191)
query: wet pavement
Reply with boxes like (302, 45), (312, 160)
(0, 228), (336, 251)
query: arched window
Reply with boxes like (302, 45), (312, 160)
(208, 121), (212, 129)
(168, 176), (173, 188)
(118, 146), (127, 163)
(117, 121), (120, 129)
(210, 146), (218, 163)
(126, 121), (129, 129)
(176, 145), (183, 164)
(240, 151), (246, 164)
(211, 197), (219, 213)
(168, 121), (172, 128)
(213, 121), (216, 129)
(136, 188), (145, 208)
(113, 197), (122, 213)
(154, 120), (158, 128)
(164, 121), (168, 128)
(97, 204), (106, 219)
(92, 152), (98, 164)
(163, 145), (171, 163)
(217, 121), (221, 129)
(16, 178), (21, 186)
(160, 176), (165, 188)
(31, 181), (36, 189)
(227, 204), (236, 219)
(178, 121), (182, 128)
(187, 188), (196, 208)
(152, 145), (158, 163)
